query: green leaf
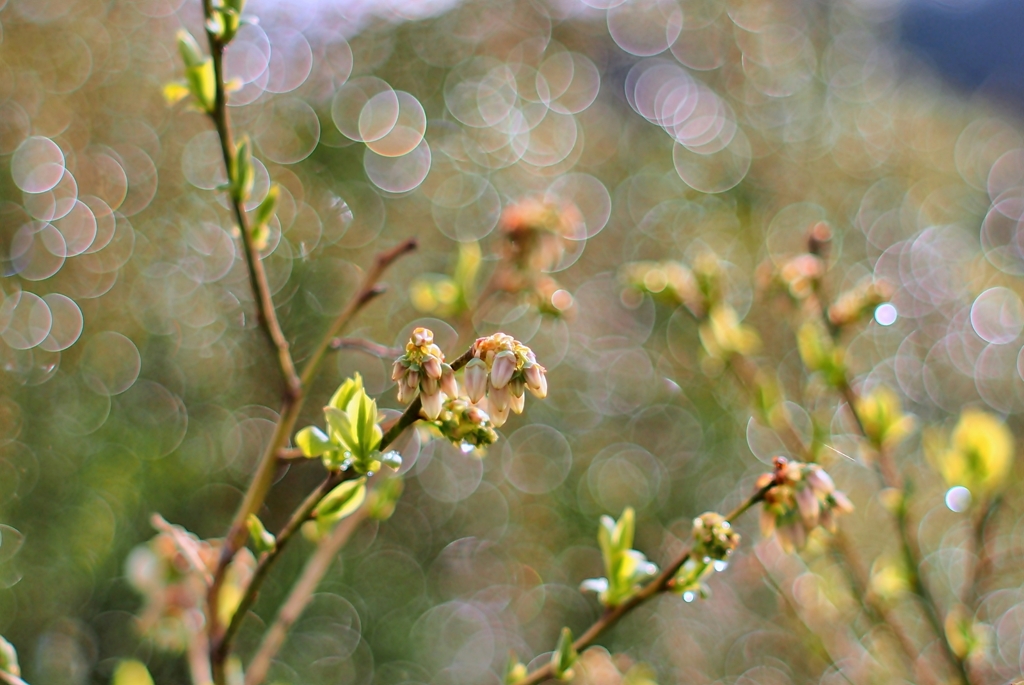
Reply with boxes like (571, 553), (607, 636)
(112, 660), (154, 685)
(315, 478), (366, 522)
(329, 374), (364, 411)
(367, 477), (404, 520)
(504, 653), (527, 685)
(253, 183), (279, 231)
(246, 514), (276, 553)
(0, 635), (20, 677)
(185, 60), (216, 113)
(176, 29), (205, 69)
(324, 406), (357, 453)
(613, 506), (635, 552)
(233, 136), (255, 203)
(550, 627), (577, 680)
(162, 81), (191, 106)
(295, 425), (332, 457)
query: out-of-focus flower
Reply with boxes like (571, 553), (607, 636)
(757, 457), (853, 553)
(778, 254), (825, 300)
(621, 260), (704, 317)
(699, 304), (761, 359)
(392, 327), (458, 420)
(856, 385), (915, 451)
(926, 408), (1014, 501)
(797, 321), (846, 387)
(563, 647), (659, 685)
(828, 279), (893, 328)
(490, 196), (583, 317)
(126, 526), (255, 653)
(465, 333), (547, 427)
(431, 397), (498, 451)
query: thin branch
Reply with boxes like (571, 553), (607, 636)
(807, 278), (971, 685)
(199, 6), (298, 396)
(244, 506), (370, 685)
(510, 483), (776, 685)
(207, 239), (416, 667)
(330, 337), (403, 359)
(964, 496), (1001, 610)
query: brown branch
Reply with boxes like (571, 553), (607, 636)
(199, 9), (298, 397)
(510, 483), (775, 685)
(244, 506), (370, 685)
(207, 238), (416, 675)
(964, 496), (1000, 610)
(330, 337), (403, 359)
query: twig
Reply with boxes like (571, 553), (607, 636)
(199, 0), (298, 396)
(754, 554), (857, 685)
(510, 483), (775, 685)
(330, 337), (402, 358)
(207, 239), (416, 669)
(244, 506), (370, 685)
(807, 278), (971, 685)
(964, 496), (1000, 609)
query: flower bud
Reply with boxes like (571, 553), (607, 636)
(490, 403), (510, 427)
(805, 466), (834, 496)
(509, 389), (526, 415)
(422, 356), (442, 380)
(490, 351), (517, 389)
(489, 383), (511, 412)
(411, 327), (433, 347)
(421, 391), (443, 421)
(391, 360), (405, 382)
(524, 363), (547, 398)
(464, 358), (488, 403)
(795, 486), (820, 529)
(440, 364), (458, 398)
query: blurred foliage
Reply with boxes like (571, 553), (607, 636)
(2, 0), (1024, 684)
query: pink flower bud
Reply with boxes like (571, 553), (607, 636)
(392, 360), (406, 381)
(420, 391), (443, 420)
(510, 389), (525, 414)
(490, 403), (510, 427)
(510, 376), (526, 399)
(411, 327), (433, 347)
(831, 490), (854, 514)
(464, 359), (488, 403)
(490, 351), (517, 389)
(440, 364), (458, 398)
(421, 375), (439, 396)
(406, 369), (419, 390)
(524, 363), (547, 398)
(795, 486), (820, 529)
(806, 466), (835, 496)
(422, 355), (442, 379)
(489, 382), (511, 412)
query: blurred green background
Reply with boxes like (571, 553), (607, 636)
(2, 0), (1024, 683)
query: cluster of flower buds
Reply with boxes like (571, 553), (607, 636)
(757, 457), (853, 553)
(691, 512), (741, 562)
(463, 333), (547, 427)
(827, 279), (893, 328)
(392, 328), (458, 420)
(432, 397), (499, 450)
(777, 253), (825, 300)
(490, 196), (582, 317)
